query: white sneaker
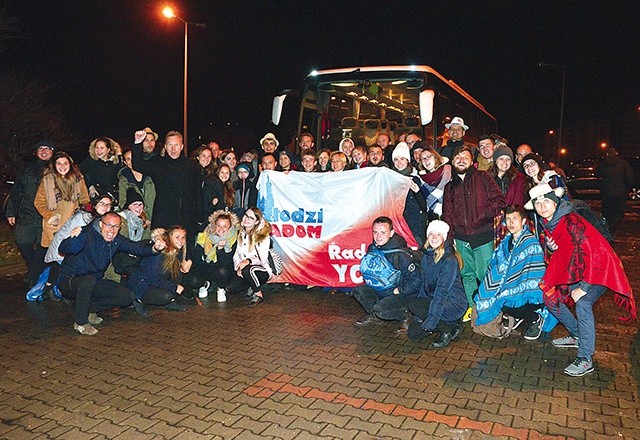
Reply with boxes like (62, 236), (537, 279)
(74, 322), (98, 336)
(217, 287), (227, 303)
(198, 281), (210, 298)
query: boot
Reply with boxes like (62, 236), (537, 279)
(396, 310), (412, 334)
(432, 325), (462, 348)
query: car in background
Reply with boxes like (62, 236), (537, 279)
(566, 157), (640, 200)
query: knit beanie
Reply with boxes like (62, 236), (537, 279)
(493, 145), (514, 163)
(426, 220), (450, 241)
(125, 188), (144, 208)
(392, 142), (411, 161)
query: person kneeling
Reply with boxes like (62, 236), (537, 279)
(406, 220), (467, 348)
(127, 226), (192, 315)
(354, 216), (422, 327)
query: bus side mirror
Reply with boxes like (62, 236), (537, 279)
(420, 89), (435, 125)
(272, 94), (287, 126)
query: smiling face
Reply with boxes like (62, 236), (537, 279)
(215, 218), (231, 237)
(340, 139), (354, 156)
(223, 152), (237, 169)
(420, 151), (436, 172)
(448, 125), (465, 141)
(372, 221), (394, 246)
(427, 232), (444, 249)
(495, 155), (512, 175)
(100, 213), (121, 242)
(301, 154), (317, 172)
(523, 159), (540, 178)
(143, 134), (156, 153)
(198, 149), (212, 168)
(170, 228), (187, 249)
(217, 164), (231, 182)
(318, 151), (330, 168)
(262, 139), (277, 153)
(37, 146), (54, 161)
(128, 201), (144, 217)
(95, 197), (112, 215)
(279, 153), (291, 169)
(478, 139), (495, 160)
(55, 157), (71, 177)
(95, 141), (109, 160)
(453, 150), (473, 174)
(393, 156), (409, 171)
(242, 209), (259, 231)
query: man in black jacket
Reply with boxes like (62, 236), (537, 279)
(595, 148), (634, 235)
(5, 141), (54, 285)
(132, 130), (202, 247)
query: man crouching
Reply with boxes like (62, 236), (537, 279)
(353, 216), (421, 327)
(58, 212), (166, 335)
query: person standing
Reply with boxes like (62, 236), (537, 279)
(595, 148), (634, 235)
(526, 184), (635, 376)
(5, 141), (55, 285)
(442, 146), (505, 321)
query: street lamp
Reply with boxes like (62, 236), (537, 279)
(538, 62), (566, 162)
(162, 6), (206, 154)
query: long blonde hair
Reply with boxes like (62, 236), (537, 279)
(156, 226), (187, 280)
(424, 238), (463, 268)
(243, 207), (271, 249)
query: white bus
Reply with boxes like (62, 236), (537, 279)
(271, 65), (497, 151)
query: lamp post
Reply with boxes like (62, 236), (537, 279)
(162, 6), (206, 154)
(538, 62), (566, 162)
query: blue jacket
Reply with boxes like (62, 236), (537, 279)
(58, 221), (157, 283)
(368, 233), (422, 297)
(127, 253), (179, 299)
(418, 241), (467, 331)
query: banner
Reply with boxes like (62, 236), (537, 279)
(257, 167), (417, 287)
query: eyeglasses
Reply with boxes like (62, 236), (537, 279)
(523, 162), (538, 169)
(421, 155), (434, 161)
(102, 222), (121, 230)
(97, 201), (112, 206)
(243, 213), (257, 221)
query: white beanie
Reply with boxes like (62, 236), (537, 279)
(426, 220), (450, 242)
(392, 142), (411, 161)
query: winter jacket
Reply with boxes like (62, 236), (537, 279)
(366, 233), (422, 297)
(595, 155), (634, 198)
(45, 210), (94, 263)
(232, 178), (258, 218)
(442, 166), (505, 244)
(58, 221), (156, 283)
(127, 253), (180, 299)
(117, 167), (156, 221)
(5, 159), (49, 227)
(494, 171), (527, 206)
(79, 156), (121, 201)
(131, 143), (202, 233)
(418, 242), (466, 331)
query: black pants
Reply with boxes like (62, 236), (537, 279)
(141, 287), (175, 306)
(501, 303), (542, 324)
(227, 265), (270, 295)
(14, 225), (46, 284)
(60, 275), (134, 325)
(352, 285), (411, 321)
(183, 263), (234, 290)
(601, 195), (626, 235)
(406, 296), (461, 333)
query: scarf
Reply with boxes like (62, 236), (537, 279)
(419, 164), (452, 217)
(196, 225), (238, 263)
(122, 210), (144, 242)
(42, 173), (82, 211)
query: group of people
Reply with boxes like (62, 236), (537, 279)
(6, 117), (636, 376)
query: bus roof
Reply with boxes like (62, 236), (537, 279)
(306, 65), (495, 121)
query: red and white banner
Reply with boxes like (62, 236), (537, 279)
(257, 168), (417, 287)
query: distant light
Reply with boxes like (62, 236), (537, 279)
(560, 148), (567, 155)
(600, 142), (607, 149)
(162, 6), (175, 18)
(310, 70), (318, 76)
(548, 130), (555, 135)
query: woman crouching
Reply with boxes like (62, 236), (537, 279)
(127, 226), (192, 314)
(406, 220), (467, 348)
(227, 207), (273, 306)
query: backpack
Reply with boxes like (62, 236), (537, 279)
(570, 199), (613, 243)
(360, 248), (406, 291)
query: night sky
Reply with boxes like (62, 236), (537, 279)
(4, 0), (639, 156)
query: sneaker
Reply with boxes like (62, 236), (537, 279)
(217, 287), (227, 303)
(198, 281), (210, 299)
(502, 316), (524, 331)
(552, 335), (579, 348)
(88, 313), (103, 325)
(564, 357), (594, 377)
(74, 322), (98, 336)
(523, 313), (544, 340)
(249, 295), (263, 307)
(165, 301), (187, 312)
(133, 299), (149, 316)
(354, 314), (384, 326)
(462, 307), (473, 323)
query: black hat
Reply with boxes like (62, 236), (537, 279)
(33, 140), (55, 151)
(125, 188), (144, 208)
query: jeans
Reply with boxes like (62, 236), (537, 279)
(455, 239), (493, 306)
(60, 275), (134, 325)
(548, 284), (606, 359)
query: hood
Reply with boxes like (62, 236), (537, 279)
(545, 199), (575, 232)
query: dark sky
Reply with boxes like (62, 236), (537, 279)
(5, 0), (640, 153)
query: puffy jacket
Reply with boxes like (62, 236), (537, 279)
(128, 253), (180, 299)
(442, 167), (505, 241)
(418, 242), (467, 331)
(58, 221), (157, 283)
(366, 233), (422, 297)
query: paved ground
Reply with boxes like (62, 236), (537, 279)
(1, 202), (639, 439)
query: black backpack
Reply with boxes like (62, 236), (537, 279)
(570, 199), (613, 243)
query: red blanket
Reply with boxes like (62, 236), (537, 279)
(540, 213), (636, 322)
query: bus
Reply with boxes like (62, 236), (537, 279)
(271, 65), (497, 152)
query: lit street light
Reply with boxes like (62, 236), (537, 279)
(162, 6), (206, 154)
(538, 62), (566, 162)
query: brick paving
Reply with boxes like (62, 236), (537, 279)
(1, 205), (639, 439)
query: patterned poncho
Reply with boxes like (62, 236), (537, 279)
(476, 225), (556, 331)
